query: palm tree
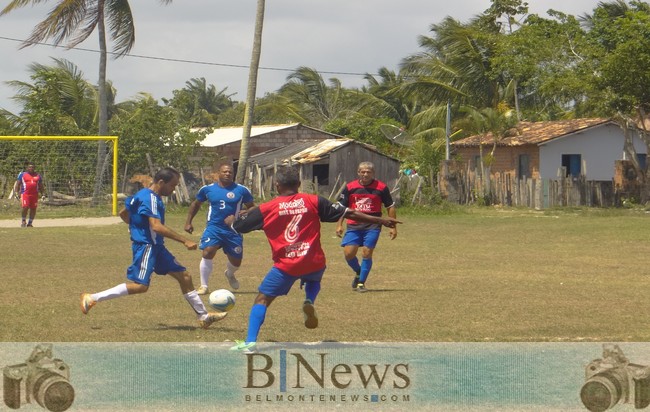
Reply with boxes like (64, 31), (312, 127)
(236, 0), (265, 184)
(1, 0), (173, 201)
(164, 77), (235, 127)
(278, 66), (351, 127)
(6, 58), (98, 135)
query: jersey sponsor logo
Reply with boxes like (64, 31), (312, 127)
(278, 198), (308, 216)
(354, 197), (374, 212)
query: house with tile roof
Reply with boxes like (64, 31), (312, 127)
(451, 118), (647, 181)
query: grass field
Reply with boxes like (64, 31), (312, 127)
(2, 202), (650, 343)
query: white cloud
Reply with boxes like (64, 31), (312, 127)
(0, 0), (601, 114)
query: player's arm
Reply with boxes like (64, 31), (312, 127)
(12, 176), (20, 199)
(318, 196), (401, 228)
(118, 207), (130, 224)
(38, 178), (45, 197)
(184, 199), (203, 234)
(225, 206), (263, 234)
(149, 217), (197, 250)
(335, 187), (350, 237)
(381, 185), (397, 239)
(386, 205), (397, 239)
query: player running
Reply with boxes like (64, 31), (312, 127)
(184, 163), (255, 294)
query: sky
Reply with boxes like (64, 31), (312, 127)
(0, 0), (602, 114)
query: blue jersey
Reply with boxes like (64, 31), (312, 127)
(196, 182), (253, 231)
(125, 188), (165, 245)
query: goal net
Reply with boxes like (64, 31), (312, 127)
(0, 136), (119, 215)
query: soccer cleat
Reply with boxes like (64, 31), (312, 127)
(351, 269), (361, 289)
(230, 340), (257, 353)
(20, 222), (26, 228)
(198, 312), (227, 329)
(355, 283), (368, 293)
(80, 293), (96, 314)
(302, 300), (318, 329)
(26, 223), (33, 227)
(224, 270), (240, 290)
(196, 285), (209, 295)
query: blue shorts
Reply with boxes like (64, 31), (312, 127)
(200, 225), (244, 259)
(341, 229), (381, 249)
(126, 243), (186, 286)
(258, 267), (325, 297)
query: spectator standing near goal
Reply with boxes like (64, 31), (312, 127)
(227, 166), (401, 352)
(184, 163), (255, 294)
(336, 161), (397, 292)
(80, 167), (226, 329)
(13, 162), (45, 228)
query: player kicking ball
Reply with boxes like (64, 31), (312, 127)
(80, 167), (226, 329)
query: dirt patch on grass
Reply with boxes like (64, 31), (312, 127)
(0, 216), (122, 228)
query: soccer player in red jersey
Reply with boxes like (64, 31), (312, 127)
(226, 166), (401, 352)
(336, 161), (397, 292)
(13, 162), (45, 227)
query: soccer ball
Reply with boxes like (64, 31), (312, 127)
(208, 289), (236, 312)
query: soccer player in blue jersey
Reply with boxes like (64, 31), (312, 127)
(80, 167), (226, 329)
(184, 163), (255, 294)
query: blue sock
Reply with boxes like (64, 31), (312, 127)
(246, 303), (267, 343)
(359, 258), (373, 283)
(304, 281), (321, 304)
(346, 257), (361, 275)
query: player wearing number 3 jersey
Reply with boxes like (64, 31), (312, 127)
(226, 166), (401, 352)
(185, 163), (254, 294)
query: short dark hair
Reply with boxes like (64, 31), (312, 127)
(154, 167), (180, 183)
(276, 166), (300, 187)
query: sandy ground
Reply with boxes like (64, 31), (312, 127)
(0, 216), (122, 228)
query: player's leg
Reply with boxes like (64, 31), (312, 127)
(27, 202), (37, 226)
(20, 195), (28, 227)
(198, 246), (219, 294)
(80, 244), (153, 314)
(301, 269), (325, 329)
(341, 230), (362, 288)
(161, 248), (226, 328)
(223, 235), (244, 290)
(357, 229), (381, 292)
(197, 226), (221, 294)
(231, 267), (293, 351)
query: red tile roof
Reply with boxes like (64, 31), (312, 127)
(452, 118), (612, 147)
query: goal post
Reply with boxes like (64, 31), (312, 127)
(0, 136), (119, 216)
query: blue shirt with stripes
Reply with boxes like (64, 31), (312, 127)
(125, 188), (165, 245)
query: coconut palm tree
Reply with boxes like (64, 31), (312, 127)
(236, 0), (265, 184)
(1, 0), (173, 201)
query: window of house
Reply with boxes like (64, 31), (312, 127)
(561, 154), (581, 177)
(518, 154), (530, 179)
(313, 164), (329, 185)
(473, 155), (481, 169)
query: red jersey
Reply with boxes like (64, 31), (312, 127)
(17, 171), (42, 196)
(338, 179), (394, 229)
(232, 193), (347, 276)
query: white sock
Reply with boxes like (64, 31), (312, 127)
(184, 290), (208, 318)
(199, 258), (213, 287)
(92, 283), (128, 302)
(226, 261), (239, 277)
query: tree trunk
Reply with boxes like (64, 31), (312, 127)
(236, 0), (265, 184)
(92, 0), (108, 206)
